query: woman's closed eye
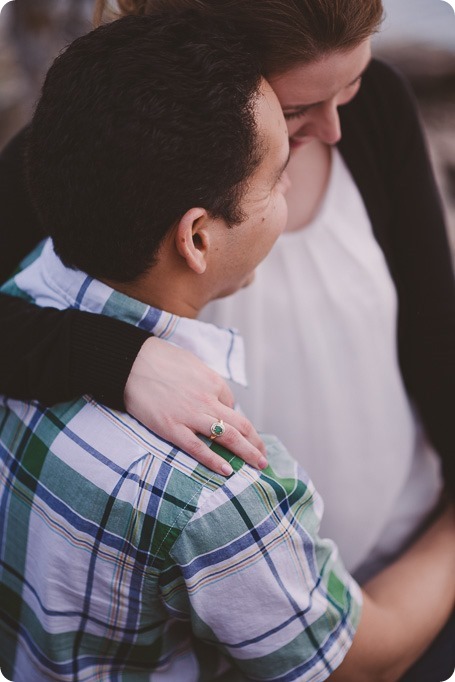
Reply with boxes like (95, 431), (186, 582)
(283, 76), (363, 121)
(283, 107), (311, 121)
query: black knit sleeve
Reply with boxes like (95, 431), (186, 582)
(388, 65), (455, 496)
(0, 293), (150, 408)
(355, 60), (455, 495)
(0, 128), (150, 408)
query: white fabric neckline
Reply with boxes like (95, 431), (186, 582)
(281, 145), (339, 240)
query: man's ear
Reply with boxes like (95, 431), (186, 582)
(174, 207), (211, 274)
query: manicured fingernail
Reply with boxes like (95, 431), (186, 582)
(221, 463), (233, 476)
(258, 456), (268, 470)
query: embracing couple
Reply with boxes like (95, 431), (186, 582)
(0, 1), (454, 681)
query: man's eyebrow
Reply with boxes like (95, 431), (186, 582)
(273, 149), (291, 184)
(283, 59), (371, 113)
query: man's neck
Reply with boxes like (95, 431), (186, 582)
(102, 271), (206, 320)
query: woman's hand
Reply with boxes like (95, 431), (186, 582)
(124, 337), (267, 476)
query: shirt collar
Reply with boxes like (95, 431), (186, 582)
(16, 239), (247, 386)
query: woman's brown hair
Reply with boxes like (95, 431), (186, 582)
(94, 0), (383, 76)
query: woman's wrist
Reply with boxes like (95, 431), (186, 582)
(69, 309), (150, 409)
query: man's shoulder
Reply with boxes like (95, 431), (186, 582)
(172, 432), (323, 558)
(202, 432), (319, 507)
(2, 372), (321, 569)
(44, 404), (321, 564)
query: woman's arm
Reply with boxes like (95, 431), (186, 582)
(0, 292), (149, 406)
(0, 130), (266, 474)
(331, 505), (455, 682)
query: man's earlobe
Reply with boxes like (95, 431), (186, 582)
(175, 208), (209, 274)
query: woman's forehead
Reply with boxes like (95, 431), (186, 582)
(269, 40), (372, 107)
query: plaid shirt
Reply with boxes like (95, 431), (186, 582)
(0, 240), (361, 682)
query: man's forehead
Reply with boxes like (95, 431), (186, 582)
(254, 81), (290, 176)
(256, 79), (288, 151)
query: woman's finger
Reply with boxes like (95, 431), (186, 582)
(193, 413), (267, 471)
(171, 426), (236, 477)
(210, 424), (268, 470)
(216, 380), (235, 409)
(212, 404), (267, 458)
(171, 413), (268, 475)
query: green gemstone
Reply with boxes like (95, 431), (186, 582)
(213, 425), (223, 435)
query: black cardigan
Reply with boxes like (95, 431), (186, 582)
(1, 59), (454, 492)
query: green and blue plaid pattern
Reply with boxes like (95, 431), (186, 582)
(0, 240), (361, 681)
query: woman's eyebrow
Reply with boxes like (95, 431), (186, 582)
(282, 102), (314, 113)
(283, 58), (372, 112)
(348, 59), (371, 86)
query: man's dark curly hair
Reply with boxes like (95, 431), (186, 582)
(26, 12), (263, 282)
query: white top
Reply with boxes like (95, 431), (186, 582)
(201, 148), (442, 577)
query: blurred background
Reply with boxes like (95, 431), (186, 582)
(0, 0), (454, 257)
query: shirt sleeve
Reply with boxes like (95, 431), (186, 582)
(165, 435), (362, 681)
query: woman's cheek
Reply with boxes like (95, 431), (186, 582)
(286, 120), (301, 137)
(275, 192), (289, 237)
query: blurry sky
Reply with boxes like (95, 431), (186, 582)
(375, 0), (455, 52)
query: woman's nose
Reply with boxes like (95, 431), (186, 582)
(310, 101), (342, 145)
